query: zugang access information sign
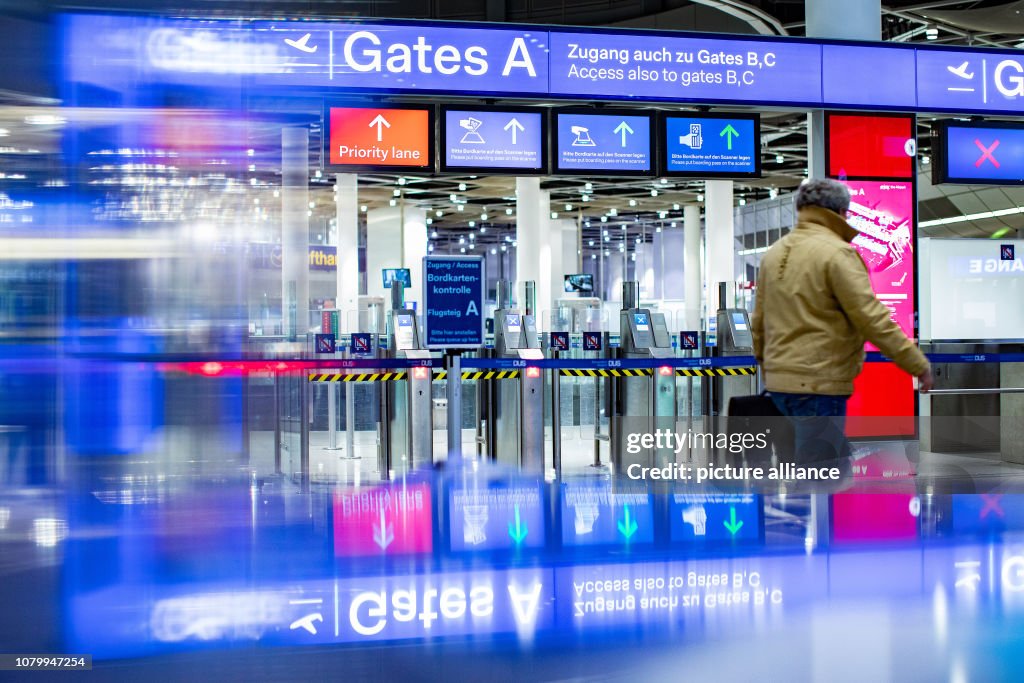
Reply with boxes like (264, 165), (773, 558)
(422, 255), (484, 349)
(64, 14), (1024, 115)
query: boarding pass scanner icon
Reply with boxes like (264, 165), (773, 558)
(679, 123), (703, 150)
(571, 126), (595, 146)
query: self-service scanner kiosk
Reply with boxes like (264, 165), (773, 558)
(381, 281), (433, 476)
(706, 282), (756, 420)
(611, 282), (677, 470)
(487, 280), (545, 473)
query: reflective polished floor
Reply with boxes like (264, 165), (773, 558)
(4, 451), (1024, 681)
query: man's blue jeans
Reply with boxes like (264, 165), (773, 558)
(769, 392), (852, 463)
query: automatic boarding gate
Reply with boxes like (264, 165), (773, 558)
(485, 280), (544, 473)
(380, 281), (433, 477)
(610, 281), (676, 470)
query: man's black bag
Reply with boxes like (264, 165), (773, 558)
(727, 392), (795, 465)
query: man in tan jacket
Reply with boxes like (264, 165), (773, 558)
(751, 178), (932, 463)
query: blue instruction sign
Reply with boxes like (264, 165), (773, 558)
(561, 482), (654, 547)
(583, 332), (603, 352)
(680, 331), (699, 350)
(554, 111), (653, 175)
(351, 333), (373, 355)
(441, 107), (546, 173)
(423, 255), (485, 349)
(663, 114), (760, 177)
(1003, 244), (1016, 261)
(670, 493), (761, 543)
(315, 333), (336, 354)
(550, 331), (569, 351)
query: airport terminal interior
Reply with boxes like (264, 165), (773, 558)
(4, 0), (1024, 680)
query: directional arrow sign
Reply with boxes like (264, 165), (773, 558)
(723, 506), (744, 536)
(504, 117), (525, 145)
(373, 506), (394, 550)
(508, 503), (528, 544)
(617, 504), (639, 540)
(369, 114), (391, 142)
(720, 124), (739, 151)
(614, 121), (634, 148)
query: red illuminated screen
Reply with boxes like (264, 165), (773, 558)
(842, 179), (917, 438)
(827, 114), (915, 179)
(832, 493), (918, 543)
(333, 483), (433, 557)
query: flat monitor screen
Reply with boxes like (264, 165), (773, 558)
(554, 110), (653, 175)
(382, 268), (412, 288)
(505, 314), (522, 333)
(826, 113), (915, 179)
(633, 312), (650, 332)
(326, 106), (433, 173)
(732, 312), (748, 331)
(564, 273), (594, 293)
(441, 107), (546, 173)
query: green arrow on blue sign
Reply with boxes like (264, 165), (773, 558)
(720, 124), (739, 150)
(508, 504), (528, 544)
(723, 506), (744, 535)
(617, 504), (639, 540)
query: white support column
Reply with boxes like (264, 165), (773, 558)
(366, 205), (426, 306)
(402, 205), (427, 308)
(281, 127), (310, 341)
(684, 204), (702, 330)
(334, 174), (359, 328)
(704, 181), (735, 314)
(806, 0), (882, 178)
(516, 177), (545, 306)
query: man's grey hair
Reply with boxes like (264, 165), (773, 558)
(794, 178), (851, 215)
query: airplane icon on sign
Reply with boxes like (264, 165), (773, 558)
(285, 33), (318, 53)
(947, 61), (974, 80)
(946, 61), (976, 92)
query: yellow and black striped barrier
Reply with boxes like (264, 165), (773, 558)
(559, 368), (653, 378)
(676, 367), (756, 377)
(438, 370), (520, 382)
(309, 369), (521, 382)
(309, 367), (755, 382)
(308, 372), (408, 383)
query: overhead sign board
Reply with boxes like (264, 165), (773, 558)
(326, 105), (432, 172)
(547, 31), (822, 106)
(917, 49), (1024, 114)
(422, 255), (484, 349)
(553, 110), (653, 175)
(934, 121), (1024, 184)
(662, 113), (760, 178)
(440, 106), (546, 173)
(65, 14), (1024, 116)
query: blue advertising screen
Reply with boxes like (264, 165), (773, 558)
(422, 256), (484, 349)
(441, 108), (545, 172)
(937, 122), (1024, 184)
(555, 111), (652, 174)
(663, 114), (759, 177)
